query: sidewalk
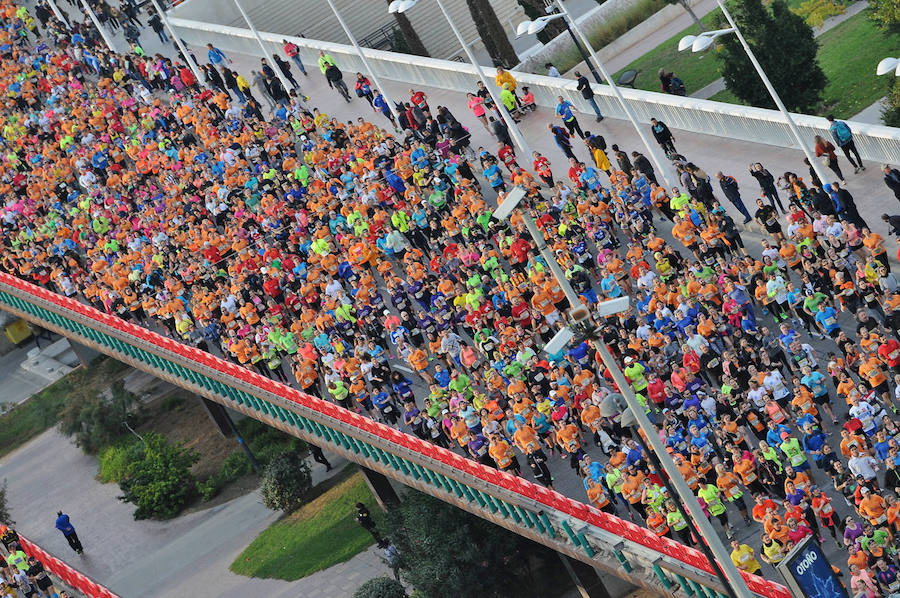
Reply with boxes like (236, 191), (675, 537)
(691, 0), (870, 99)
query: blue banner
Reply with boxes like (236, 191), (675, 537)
(777, 536), (847, 598)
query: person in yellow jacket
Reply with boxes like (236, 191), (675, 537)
(495, 66), (517, 92)
(730, 540), (761, 574)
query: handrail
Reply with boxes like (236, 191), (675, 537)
(0, 272), (792, 598)
(0, 525), (119, 598)
(167, 15), (900, 164)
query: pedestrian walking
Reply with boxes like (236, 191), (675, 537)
(575, 71), (603, 122)
(716, 172), (752, 223)
(148, 13), (167, 44)
(814, 135), (845, 184)
(490, 116), (512, 147)
(884, 164), (900, 201)
(273, 55), (299, 90)
(282, 39), (308, 76)
(549, 123), (576, 160)
(555, 96), (584, 139)
(827, 115), (864, 173)
(308, 443), (333, 471)
(650, 118), (676, 157)
(356, 502), (388, 548)
(55, 511), (83, 554)
(749, 162), (784, 212)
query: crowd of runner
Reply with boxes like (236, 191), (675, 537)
(4, 0), (900, 594)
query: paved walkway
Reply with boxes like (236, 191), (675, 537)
(0, 426), (396, 598)
(691, 1), (870, 100)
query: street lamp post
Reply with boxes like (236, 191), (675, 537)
(46, 0), (70, 29)
(551, 0), (677, 190)
(678, 0), (832, 187)
(516, 12), (602, 86)
(324, 0), (403, 127)
(877, 56), (900, 77)
(233, 0), (295, 97)
(80, 0), (116, 52)
(148, 0), (206, 89)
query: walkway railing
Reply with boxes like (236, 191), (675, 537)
(168, 15), (900, 165)
(0, 525), (119, 598)
(0, 273), (791, 598)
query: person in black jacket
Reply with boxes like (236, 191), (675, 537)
(831, 182), (867, 229)
(631, 151), (656, 184)
(716, 172), (752, 223)
(882, 214), (900, 237)
(574, 70), (603, 122)
(650, 118), (676, 156)
(884, 164), (900, 201)
(749, 162), (784, 212)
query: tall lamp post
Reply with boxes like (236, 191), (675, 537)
(678, 0), (831, 187)
(392, 2), (752, 596)
(324, 0), (403, 127)
(80, 0), (116, 52)
(548, 0), (676, 189)
(877, 56), (900, 77)
(148, 0), (206, 89)
(516, 10), (602, 86)
(233, 0), (294, 97)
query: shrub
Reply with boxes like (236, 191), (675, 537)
(884, 78), (900, 127)
(97, 442), (140, 483)
(353, 577), (407, 598)
(118, 433), (199, 519)
(58, 380), (139, 454)
(239, 418), (305, 468)
(0, 480), (14, 527)
(260, 450), (312, 512)
(197, 451), (252, 501)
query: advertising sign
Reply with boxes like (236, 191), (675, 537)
(776, 536), (848, 598)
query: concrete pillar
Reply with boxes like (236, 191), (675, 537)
(67, 339), (100, 368)
(358, 465), (400, 511)
(560, 553), (638, 598)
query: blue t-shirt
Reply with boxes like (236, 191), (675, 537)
(555, 100), (575, 121)
(815, 307), (840, 333)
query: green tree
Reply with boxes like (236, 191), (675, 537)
(466, 0), (519, 68)
(665, 0), (705, 31)
(260, 450), (312, 512)
(387, 0), (430, 56)
(58, 379), (139, 454)
(883, 78), (900, 127)
(868, 0), (900, 33)
(0, 480), (14, 527)
(385, 493), (555, 598)
(716, 0), (826, 112)
(791, 0), (846, 28)
(118, 433), (199, 520)
(353, 577), (407, 598)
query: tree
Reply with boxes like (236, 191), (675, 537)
(516, 0), (565, 44)
(791, 0), (845, 28)
(387, 0), (430, 56)
(665, 0), (705, 31)
(58, 380), (139, 454)
(0, 480), (14, 527)
(260, 450), (312, 512)
(353, 577), (407, 598)
(868, 0), (900, 33)
(716, 0), (825, 113)
(883, 78), (900, 127)
(385, 493), (562, 598)
(118, 433), (199, 520)
(466, 0), (519, 68)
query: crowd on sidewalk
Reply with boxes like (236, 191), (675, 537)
(6, 0), (900, 595)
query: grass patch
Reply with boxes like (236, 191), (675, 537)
(0, 356), (129, 457)
(815, 10), (900, 117)
(552, 0), (668, 74)
(230, 467), (377, 580)
(613, 9), (724, 95)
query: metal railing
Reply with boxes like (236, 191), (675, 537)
(167, 15), (900, 164)
(0, 273), (792, 598)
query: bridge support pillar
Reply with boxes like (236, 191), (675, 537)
(560, 553), (636, 598)
(358, 465), (400, 511)
(68, 339), (100, 368)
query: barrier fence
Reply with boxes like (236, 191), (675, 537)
(0, 525), (119, 598)
(167, 15), (900, 165)
(0, 272), (792, 598)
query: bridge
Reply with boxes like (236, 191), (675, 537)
(0, 276), (791, 598)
